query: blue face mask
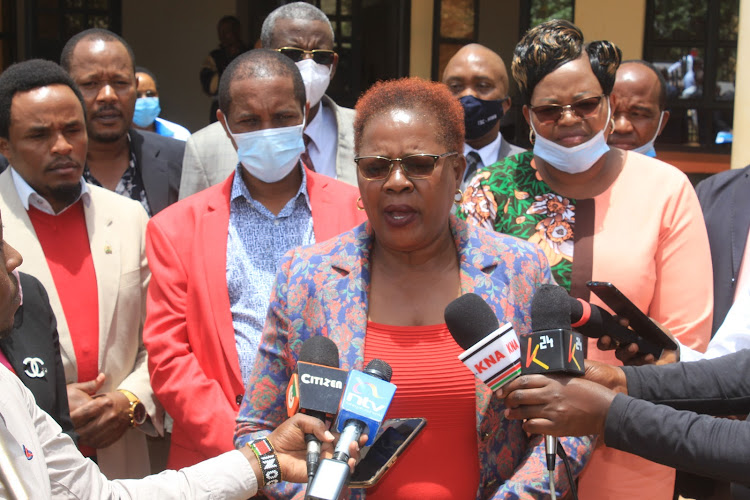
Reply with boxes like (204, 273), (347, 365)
(224, 117), (306, 184)
(631, 111), (665, 158)
(460, 95), (505, 140)
(531, 98), (612, 174)
(133, 97), (161, 128)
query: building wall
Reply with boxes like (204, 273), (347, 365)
(574, 0), (646, 60)
(122, 0), (237, 133)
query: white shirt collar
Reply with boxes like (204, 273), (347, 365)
(10, 167), (91, 215)
(302, 99), (338, 179)
(463, 133), (504, 168)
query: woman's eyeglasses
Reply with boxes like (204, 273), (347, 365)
(355, 152), (458, 181)
(530, 94), (606, 124)
(275, 47), (336, 66)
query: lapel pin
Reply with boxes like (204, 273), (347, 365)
(104, 244), (112, 255)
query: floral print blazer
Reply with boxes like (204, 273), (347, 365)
(234, 216), (593, 499)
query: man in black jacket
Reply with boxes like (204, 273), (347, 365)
(0, 272), (75, 442)
(500, 353), (750, 498)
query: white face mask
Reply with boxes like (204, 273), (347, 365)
(296, 59), (332, 108)
(224, 117), (305, 184)
(631, 111), (665, 158)
(532, 98), (612, 174)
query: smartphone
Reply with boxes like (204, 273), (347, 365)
(349, 417), (427, 488)
(587, 281), (679, 353)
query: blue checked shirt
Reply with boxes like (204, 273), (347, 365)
(227, 165), (314, 384)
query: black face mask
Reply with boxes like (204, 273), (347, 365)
(460, 95), (505, 140)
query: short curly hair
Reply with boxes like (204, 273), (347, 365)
(512, 19), (621, 105)
(354, 77), (464, 154)
(0, 59), (85, 139)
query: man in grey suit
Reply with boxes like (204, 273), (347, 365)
(442, 44), (525, 189)
(179, 2), (356, 199)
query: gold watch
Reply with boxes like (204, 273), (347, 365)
(118, 389), (147, 427)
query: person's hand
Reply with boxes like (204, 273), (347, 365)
(70, 390), (131, 449)
(67, 373), (106, 414)
(248, 414), (366, 484)
(596, 317), (679, 366)
(499, 374), (616, 437)
(582, 359), (628, 394)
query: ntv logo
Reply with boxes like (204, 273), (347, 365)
(346, 376), (386, 413)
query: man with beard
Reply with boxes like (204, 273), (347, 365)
(0, 59), (160, 479)
(60, 29), (184, 216)
(178, 2), (356, 198)
(442, 44), (525, 189)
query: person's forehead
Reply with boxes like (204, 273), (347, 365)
(229, 74), (298, 110)
(136, 73), (156, 90)
(70, 39), (133, 73)
(614, 65), (660, 105)
(271, 18), (333, 50)
(12, 84), (82, 113)
(444, 48), (506, 83)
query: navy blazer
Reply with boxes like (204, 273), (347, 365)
(0, 272), (75, 441)
(130, 128), (185, 215)
(695, 165), (750, 334)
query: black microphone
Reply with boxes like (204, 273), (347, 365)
(286, 336), (348, 481)
(566, 295), (661, 358)
(307, 359), (396, 500)
(524, 284), (586, 498)
(444, 293), (522, 391)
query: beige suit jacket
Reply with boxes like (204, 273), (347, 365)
(0, 169), (162, 479)
(178, 95), (356, 199)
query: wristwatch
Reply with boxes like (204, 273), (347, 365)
(118, 389), (147, 427)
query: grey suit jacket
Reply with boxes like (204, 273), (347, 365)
(695, 165), (750, 335)
(178, 95), (356, 199)
(497, 138), (526, 162)
(129, 128), (185, 215)
(0, 170), (162, 479)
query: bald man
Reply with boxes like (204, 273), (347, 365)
(608, 60), (670, 157)
(442, 43), (525, 188)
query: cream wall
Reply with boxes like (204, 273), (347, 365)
(122, 0), (237, 133)
(731, 0), (750, 169)
(574, 0), (646, 60)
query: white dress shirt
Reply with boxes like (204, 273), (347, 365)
(0, 366), (258, 499)
(303, 100), (338, 180)
(10, 167), (91, 215)
(462, 133), (504, 182)
(680, 283), (750, 361)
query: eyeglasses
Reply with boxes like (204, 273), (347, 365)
(530, 94), (606, 124)
(275, 47), (336, 66)
(354, 152), (458, 181)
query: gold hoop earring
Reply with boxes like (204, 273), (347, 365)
(356, 196), (365, 211)
(610, 118), (616, 133)
(529, 129), (535, 145)
(454, 189), (463, 206)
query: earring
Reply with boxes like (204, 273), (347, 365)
(454, 189), (463, 205)
(609, 118), (616, 133)
(356, 196), (365, 211)
(528, 129), (535, 145)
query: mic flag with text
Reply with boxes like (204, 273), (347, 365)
(522, 284), (585, 376)
(445, 293), (522, 391)
(286, 336), (347, 420)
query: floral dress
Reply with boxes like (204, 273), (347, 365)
(458, 151), (575, 290)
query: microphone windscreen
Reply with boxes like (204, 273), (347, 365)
(299, 336), (340, 368)
(444, 293), (501, 350)
(531, 284), (573, 331)
(364, 359), (392, 382)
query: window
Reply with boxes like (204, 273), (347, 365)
(521, 0), (574, 31)
(431, 0), (478, 80)
(27, 0), (122, 62)
(643, 0), (739, 152)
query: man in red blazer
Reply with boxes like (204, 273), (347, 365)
(143, 49), (365, 469)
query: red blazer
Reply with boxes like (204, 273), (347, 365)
(143, 169), (366, 469)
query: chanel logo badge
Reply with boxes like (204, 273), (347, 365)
(23, 357), (47, 378)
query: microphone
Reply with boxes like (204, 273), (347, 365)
(286, 336), (348, 481)
(567, 295), (661, 358)
(306, 359), (396, 500)
(524, 284), (586, 499)
(444, 293), (522, 391)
